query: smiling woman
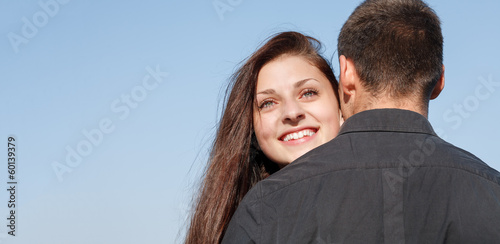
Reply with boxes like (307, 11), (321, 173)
(254, 56), (341, 167)
(185, 31), (341, 244)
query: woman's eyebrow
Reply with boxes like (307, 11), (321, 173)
(257, 89), (276, 95)
(257, 78), (318, 95)
(294, 78), (318, 88)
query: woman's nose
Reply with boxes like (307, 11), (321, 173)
(281, 100), (305, 124)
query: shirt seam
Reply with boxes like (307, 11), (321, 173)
(259, 164), (500, 199)
(339, 128), (436, 136)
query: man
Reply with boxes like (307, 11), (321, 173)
(222, 0), (500, 243)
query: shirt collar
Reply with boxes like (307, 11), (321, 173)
(338, 109), (437, 136)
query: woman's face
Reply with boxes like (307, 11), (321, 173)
(253, 55), (341, 167)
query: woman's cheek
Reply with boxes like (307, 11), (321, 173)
(257, 115), (274, 140)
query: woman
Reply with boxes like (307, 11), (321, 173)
(185, 31), (342, 244)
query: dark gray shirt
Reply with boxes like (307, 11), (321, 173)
(222, 109), (500, 244)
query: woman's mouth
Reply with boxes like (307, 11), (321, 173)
(281, 129), (317, 142)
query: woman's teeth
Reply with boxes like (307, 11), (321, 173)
(282, 129), (316, 142)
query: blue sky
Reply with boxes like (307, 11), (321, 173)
(1, 0), (499, 243)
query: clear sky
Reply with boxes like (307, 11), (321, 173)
(1, 0), (499, 243)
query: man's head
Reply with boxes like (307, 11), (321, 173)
(337, 0), (445, 119)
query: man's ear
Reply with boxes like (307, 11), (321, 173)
(430, 65), (445, 100)
(338, 109), (344, 127)
(339, 55), (357, 96)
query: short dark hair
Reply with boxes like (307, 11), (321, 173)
(338, 0), (443, 102)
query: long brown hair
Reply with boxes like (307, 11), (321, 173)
(185, 31), (339, 244)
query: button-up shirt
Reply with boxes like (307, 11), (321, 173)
(222, 109), (500, 244)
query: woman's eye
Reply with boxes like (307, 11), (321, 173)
(302, 89), (318, 98)
(259, 100), (275, 109)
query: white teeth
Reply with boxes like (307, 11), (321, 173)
(282, 129), (316, 142)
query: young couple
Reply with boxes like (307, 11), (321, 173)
(187, 0), (500, 243)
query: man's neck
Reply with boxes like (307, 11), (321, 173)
(353, 96), (428, 119)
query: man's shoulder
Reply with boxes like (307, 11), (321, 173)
(432, 139), (500, 185)
(251, 131), (500, 200)
(251, 136), (357, 199)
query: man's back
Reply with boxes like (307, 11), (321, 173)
(222, 109), (500, 243)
